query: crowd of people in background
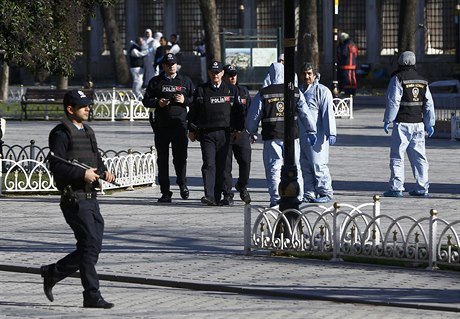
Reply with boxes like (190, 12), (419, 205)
(128, 29), (182, 99)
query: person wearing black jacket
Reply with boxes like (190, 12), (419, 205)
(41, 89), (116, 309)
(143, 53), (194, 203)
(222, 64), (252, 205)
(188, 60), (244, 206)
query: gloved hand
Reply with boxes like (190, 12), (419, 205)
(308, 133), (317, 146)
(383, 122), (390, 134)
(328, 135), (336, 145)
(427, 126), (435, 137)
(251, 135), (258, 144)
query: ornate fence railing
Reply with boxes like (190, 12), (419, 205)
(7, 86), (352, 121)
(93, 88), (150, 121)
(243, 196), (459, 270)
(6, 86), (150, 121)
(0, 141), (156, 195)
(333, 95), (353, 119)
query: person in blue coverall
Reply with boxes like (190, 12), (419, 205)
(299, 63), (337, 203)
(383, 51), (435, 197)
(246, 62), (317, 208)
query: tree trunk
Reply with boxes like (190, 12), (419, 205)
(298, 0), (319, 69)
(398, 0), (417, 52)
(100, 4), (130, 85)
(56, 75), (68, 90)
(198, 0), (221, 68)
(1, 62), (9, 101)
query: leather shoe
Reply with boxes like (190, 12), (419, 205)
(158, 191), (172, 203)
(221, 195), (234, 206)
(40, 265), (55, 302)
(179, 185), (189, 200)
(235, 185), (251, 204)
(83, 297), (114, 309)
(201, 196), (216, 206)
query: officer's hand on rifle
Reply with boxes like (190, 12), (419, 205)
(103, 171), (116, 184)
(84, 168), (100, 184)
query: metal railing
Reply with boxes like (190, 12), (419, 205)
(244, 195), (459, 270)
(6, 86), (150, 121)
(0, 141), (157, 195)
(7, 86), (351, 120)
(333, 96), (353, 119)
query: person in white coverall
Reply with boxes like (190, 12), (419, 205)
(299, 63), (337, 203)
(383, 51), (435, 197)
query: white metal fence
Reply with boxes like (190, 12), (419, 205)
(333, 95), (353, 119)
(6, 86), (150, 121)
(0, 142), (156, 195)
(6, 86), (352, 120)
(244, 196), (459, 270)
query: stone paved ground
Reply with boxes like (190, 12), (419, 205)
(0, 106), (459, 318)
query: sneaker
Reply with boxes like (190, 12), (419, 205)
(313, 195), (333, 203)
(221, 195), (234, 206)
(179, 185), (189, 200)
(383, 190), (403, 197)
(158, 191), (172, 203)
(201, 196), (217, 206)
(235, 184), (251, 204)
(409, 190), (429, 197)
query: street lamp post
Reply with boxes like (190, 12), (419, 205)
(85, 15), (93, 89)
(332, 0), (339, 97)
(279, 0), (300, 213)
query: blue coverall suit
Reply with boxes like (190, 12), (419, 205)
(299, 76), (337, 202)
(383, 66), (435, 195)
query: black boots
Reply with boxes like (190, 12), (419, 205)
(83, 297), (114, 309)
(40, 265), (56, 302)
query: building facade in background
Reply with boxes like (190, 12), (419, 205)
(13, 0), (459, 88)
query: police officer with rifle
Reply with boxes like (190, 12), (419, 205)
(41, 89), (116, 309)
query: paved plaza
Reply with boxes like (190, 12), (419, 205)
(0, 105), (459, 318)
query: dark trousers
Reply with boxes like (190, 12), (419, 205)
(52, 199), (104, 301)
(338, 68), (357, 95)
(199, 129), (230, 202)
(223, 130), (251, 196)
(153, 126), (188, 194)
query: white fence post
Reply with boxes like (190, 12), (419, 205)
(349, 95), (354, 119)
(111, 87), (116, 122)
(126, 149), (134, 191)
(373, 195), (381, 244)
(331, 202), (343, 261)
(451, 115), (460, 141)
(129, 99), (134, 122)
(427, 209), (439, 270)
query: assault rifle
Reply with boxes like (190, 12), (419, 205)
(47, 151), (120, 186)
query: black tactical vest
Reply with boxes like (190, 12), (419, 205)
(154, 76), (189, 127)
(61, 118), (98, 168)
(395, 68), (428, 123)
(196, 83), (234, 129)
(129, 44), (144, 68)
(51, 118), (99, 192)
(260, 84), (299, 140)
